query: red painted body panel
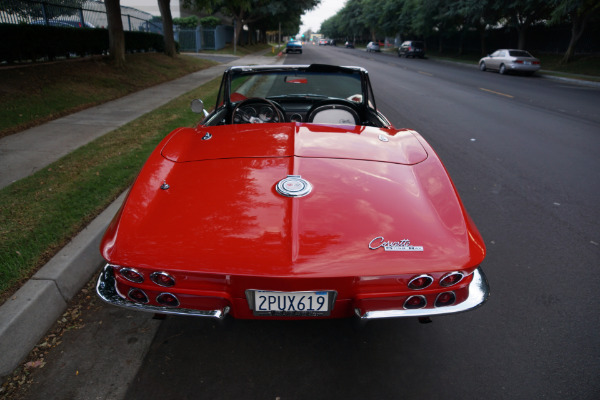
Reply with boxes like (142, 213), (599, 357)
(100, 122), (486, 319)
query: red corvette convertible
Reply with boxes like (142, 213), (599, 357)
(96, 64), (489, 321)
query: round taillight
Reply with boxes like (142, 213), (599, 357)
(120, 268), (144, 283)
(440, 272), (464, 287)
(128, 288), (149, 304)
(150, 272), (175, 287)
(404, 295), (427, 309)
(156, 293), (180, 307)
(408, 274), (433, 290)
(435, 292), (456, 307)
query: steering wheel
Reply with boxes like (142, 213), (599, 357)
(306, 99), (362, 125)
(231, 98), (285, 124)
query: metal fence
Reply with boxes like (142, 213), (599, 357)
(0, 0), (162, 33)
(175, 25), (233, 52)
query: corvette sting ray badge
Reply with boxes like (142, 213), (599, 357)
(369, 236), (424, 251)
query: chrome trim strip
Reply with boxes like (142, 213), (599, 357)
(408, 274), (433, 290)
(156, 292), (180, 307)
(150, 271), (176, 287)
(127, 288), (149, 304)
(119, 267), (144, 283)
(434, 291), (456, 307)
(96, 264), (229, 319)
(439, 271), (464, 287)
(403, 295), (427, 310)
(355, 267), (490, 319)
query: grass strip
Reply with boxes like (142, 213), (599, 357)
(0, 53), (217, 138)
(0, 76), (222, 302)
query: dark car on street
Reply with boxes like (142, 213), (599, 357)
(285, 40), (303, 54)
(398, 41), (425, 58)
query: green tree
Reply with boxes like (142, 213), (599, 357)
(505, 0), (551, 50)
(184, 0), (318, 45)
(360, 0), (382, 41)
(173, 15), (200, 28)
(330, 0), (370, 41)
(451, 0), (502, 55)
(430, 0), (463, 52)
(551, 0), (600, 63)
(200, 16), (221, 27)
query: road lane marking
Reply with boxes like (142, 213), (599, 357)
(418, 71), (433, 76)
(479, 87), (514, 98)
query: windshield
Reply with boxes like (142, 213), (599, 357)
(229, 70), (363, 102)
(509, 50), (533, 57)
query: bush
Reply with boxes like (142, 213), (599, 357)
(173, 16), (199, 29)
(0, 23), (167, 63)
(199, 16), (220, 28)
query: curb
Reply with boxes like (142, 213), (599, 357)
(538, 72), (600, 88)
(0, 192), (126, 379)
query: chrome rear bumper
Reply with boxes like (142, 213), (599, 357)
(96, 264), (229, 319)
(354, 267), (490, 319)
(97, 264), (488, 321)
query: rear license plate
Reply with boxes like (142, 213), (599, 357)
(246, 290), (336, 316)
(524, 61), (531, 65)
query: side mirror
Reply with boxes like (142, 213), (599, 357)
(191, 99), (209, 117)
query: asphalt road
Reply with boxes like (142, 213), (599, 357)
(14, 45), (600, 399)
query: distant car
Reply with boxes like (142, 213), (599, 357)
(398, 41), (425, 58)
(96, 64), (489, 321)
(345, 41), (354, 48)
(479, 49), (541, 75)
(285, 40), (302, 54)
(319, 39), (328, 45)
(366, 42), (380, 52)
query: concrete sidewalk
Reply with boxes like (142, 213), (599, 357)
(0, 51), (280, 190)
(0, 51), (285, 380)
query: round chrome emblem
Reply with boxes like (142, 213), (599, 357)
(276, 175), (312, 198)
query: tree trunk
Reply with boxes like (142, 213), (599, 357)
(457, 27), (464, 55)
(479, 26), (486, 56)
(517, 23), (530, 49)
(234, 14), (244, 46)
(157, 0), (176, 57)
(104, 0), (125, 68)
(562, 13), (586, 64)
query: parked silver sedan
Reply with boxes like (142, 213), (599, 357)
(479, 49), (541, 75)
(366, 42), (380, 52)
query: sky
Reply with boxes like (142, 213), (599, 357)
(299, 0), (346, 34)
(119, 0), (345, 34)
